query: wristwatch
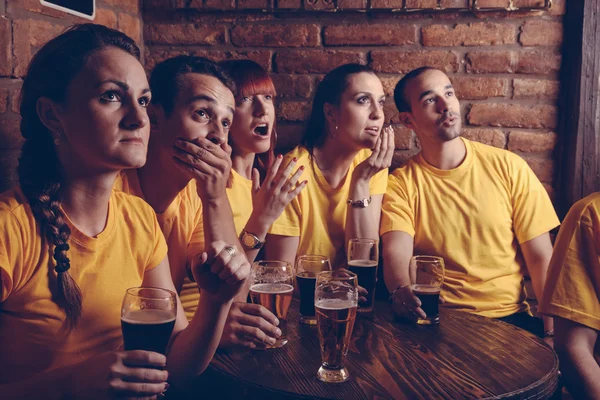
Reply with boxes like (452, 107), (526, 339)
(347, 196), (372, 208)
(239, 229), (265, 250)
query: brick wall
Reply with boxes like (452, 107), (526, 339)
(0, 0), (142, 192)
(144, 1), (565, 198)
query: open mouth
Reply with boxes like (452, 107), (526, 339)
(253, 124), (269, 137)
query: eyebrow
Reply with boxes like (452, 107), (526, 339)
(188, 94), (235, 116)
(418, 84), (454, 101)
(97, 80), (150, 94)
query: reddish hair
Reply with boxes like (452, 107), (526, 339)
(220, 60), (277, 187)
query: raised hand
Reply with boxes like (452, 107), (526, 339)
(171, 137), (232, 202)
(220, 302), (282, 349)
(353, 126), (395, 182)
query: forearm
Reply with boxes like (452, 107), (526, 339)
(242, 212), (272, 264)
(1, 365), (74, 399)
(345, 179), (379, 248)
(382, 232), (413, 292)
(558, 345), (600, 398)
(527, 259), (554, 331)
(167, 296), (232, 386)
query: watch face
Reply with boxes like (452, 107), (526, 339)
(242, 233), (256, 247)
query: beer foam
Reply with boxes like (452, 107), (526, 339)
(411, 284), (441, 294)
(315, 298), (356, 310)
(348, 260), (378, 267)
(250, 283), (294, 294)
(121, 309), (176, 324)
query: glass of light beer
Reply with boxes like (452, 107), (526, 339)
(249, 261), (294, 348)
(315, 270), (358, 383)
(347, 238), (379, 312)
(296, 255), (332, 325)
(121, 287), (177, 355)
(409, 256), (445, 325)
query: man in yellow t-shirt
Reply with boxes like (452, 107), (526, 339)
(539, 193), (600, 398)
(381, 67), (559, 337)
(116, 56), (281, 349)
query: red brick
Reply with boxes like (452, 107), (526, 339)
(371, 50), (459, 74)
(0, 117), (23, 150)
(304, 0), (335, 9)
(276, 50), (366, 74)
(145, 24), (225, 45)
(0, 0), (5, 16)
(549, 0), (566, 15)
(338, 0), (368, 8)
(231, 24), (320, 48)
(380, 76), (402, 96)
(513, 79), (559, 100)
(0, 150), (20, 192)
(193, 50), (273, 71)
(422, 23), (516, 46)
(95, 8), (117, 29)
(514, 0), (545, 7)
(276, 0), (302, 8)
(13, 19), (66, 77)
(275, 123), (304, 152)
(144, 48), (191, 72)
(475, 0), (509, 6)
(462, 128), (506, 148)
(0, 18), (11, 77)
(0, 89), (8, 113)
(118, 13), (141, 44)
(384, 101), (402, 124)
(465, 50), (561, 74)
(276, 100), (311, 122)
(270, 75), (314, 99)
(406, 0), (437, 7)
(520, 155), (554, 183)
(205, 0), (235, 8)
(371, 0), (404, 7)
(10, 86), (21, 113)
(451, 77), (509, 100)
(508, 130), (557, 152)
(16, 0), (67, 18)
(520, 20), (563, 46)
(440, 0), (469, 7)
(392, 125), (413, 150)
(237, 0), (270, 8)
(467, 104), (557, 129)
(325, 24), (417, 46)
(102, 0), (140, 13)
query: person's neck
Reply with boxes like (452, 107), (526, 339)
(231, 150), (256, 180)
(313, 139), (359, 189)
(419, 136), (466, 170)
(59, 170), (117, 238)
(137, 143), (191, 213)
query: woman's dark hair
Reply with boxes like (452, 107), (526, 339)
(18, 23), (141, 328)
(149, 55), (235, 117)
(220, 59), (277, 186)
(301, 63), (375, 152)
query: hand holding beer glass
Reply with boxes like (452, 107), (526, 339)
(296, 255), (332, 325)
(409, 256), (445, 325)
(121, 287), (177, 355)
(315, 270), (358, 383)
(249, 261), (294, 348)
(347, 238), (379, 312)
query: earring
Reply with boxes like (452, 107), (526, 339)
(53, 137), (60, 146)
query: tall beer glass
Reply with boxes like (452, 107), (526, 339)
(315, 270), (358, 383)
(249, 261), (294, 348)
(296, 255), (332, 325)
(347, 238), (378, 312)
(409, 256), (445, 325)
(121, 287), (177, 355)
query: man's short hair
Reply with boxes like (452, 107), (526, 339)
(149, 55), (235, 116)
(393, 66), (444, 113)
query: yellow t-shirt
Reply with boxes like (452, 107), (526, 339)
(539, 193), (600, 332)
(178, 168), (254, 319)
(381, 137), (560, 318)
(270, 146), (388, 270)
(0, 187), (167, 383)
(115, 170), (204, 319)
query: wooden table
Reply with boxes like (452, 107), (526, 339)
(185, 300), (559, 399)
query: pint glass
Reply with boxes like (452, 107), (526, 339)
(347, 238), (378, 312)
(409, 256), (445, 325)
(296, 255), (332, 325)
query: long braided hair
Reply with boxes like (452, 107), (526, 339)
(18, 24), (140, 328)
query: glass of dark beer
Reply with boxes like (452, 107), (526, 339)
(249, 261), (294, 348)
(409, 256), (445, 325)
(121, 287), (177, 355)
(347, 238), (378, 312)
(315, 270), (358, 383)
(296, 255), (332, 325)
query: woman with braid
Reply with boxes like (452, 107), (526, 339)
(0, 24), (249, 399)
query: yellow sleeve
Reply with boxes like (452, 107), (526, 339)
(539, 205), (600, 330)
(0, 208), (21, 302)
(511, 158), (560, 243)
(145, 208), (168, 272)
(187, 214), (205, 267)
(380, 171), (415, 237)
(369, 168), (388, 195)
